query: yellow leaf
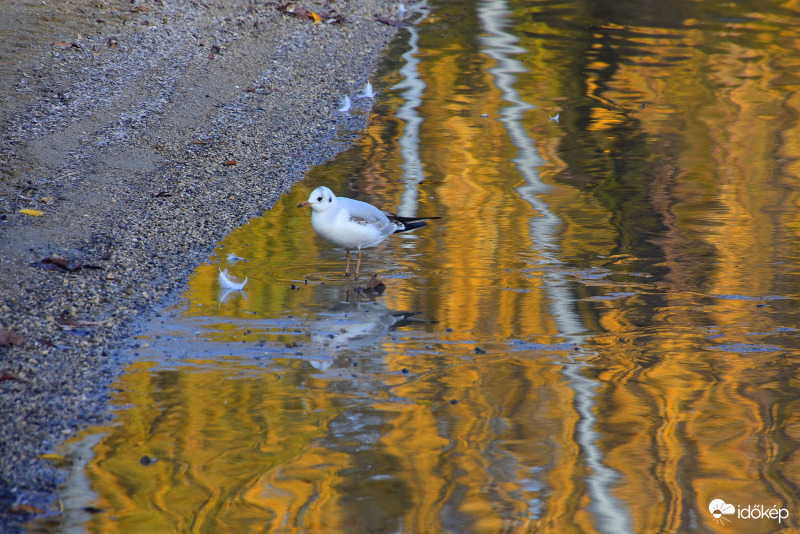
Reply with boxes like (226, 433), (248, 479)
(310, 11), (322, 24)
(39, 453), (64, 461)
(20, 209), (44, 216)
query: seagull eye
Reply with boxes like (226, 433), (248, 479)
(317, 196), (323, 202)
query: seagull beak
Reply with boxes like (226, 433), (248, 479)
(297, 201), (311, 208)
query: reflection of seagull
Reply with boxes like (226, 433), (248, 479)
(310, 300), (434, 353)
(297, 186), (439, 277)
(357, 81), (376, 99)
(338, 96), (351, 113)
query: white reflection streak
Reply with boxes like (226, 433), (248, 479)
(392, 2), (429, 218)
(477, 2), (632, 533)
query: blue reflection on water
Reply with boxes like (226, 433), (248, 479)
(478, 1), (632, 532)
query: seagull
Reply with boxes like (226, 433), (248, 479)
(298, 186), (439, 277)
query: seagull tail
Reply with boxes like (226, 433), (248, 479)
(390, 215), (441, 233)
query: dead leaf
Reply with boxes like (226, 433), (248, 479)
(277, 3), (342, 23)
(10, 503), (45, 515)
(223, 160), (238, 166)
(31, 256), (102, 272)
(353, 275), (386, 295)
(0, 329), (24, 347)
(1, 371), (29, 383)
(20, 209), (44, 217)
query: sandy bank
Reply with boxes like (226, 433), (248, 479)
(0, 0), (401, 527)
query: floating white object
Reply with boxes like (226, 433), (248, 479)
(227, 252), (244, 262)
(309, 359), (333, 371)
(549, 113), (560, 124)
(338, 96), (352, 113)
(357, 81), (375, 99)
(218, 268), (248, 290)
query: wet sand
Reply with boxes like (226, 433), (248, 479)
(0, 0), (398, 527)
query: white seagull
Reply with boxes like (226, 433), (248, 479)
(298, 186), (439, 277)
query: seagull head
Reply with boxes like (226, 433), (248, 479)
(297, 186), (337, 212)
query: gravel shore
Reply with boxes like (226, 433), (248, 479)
(0, 0), (398, 527)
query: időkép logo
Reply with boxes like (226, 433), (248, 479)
(709, 498), (789, 526)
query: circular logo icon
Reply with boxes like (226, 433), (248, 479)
(709, 499), (735, 525)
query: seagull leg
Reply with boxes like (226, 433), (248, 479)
(355, 249), (362, 278)
(345, 249), (351, 277)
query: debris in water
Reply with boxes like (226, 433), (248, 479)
(376, 15), (414, 27)
(139, 455), (157, 466)
(357, 81), (375, 99)
(218, 268), (247, 290)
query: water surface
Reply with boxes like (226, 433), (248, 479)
(60, 0), (800, 532)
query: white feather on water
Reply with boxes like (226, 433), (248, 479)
(218, 268), (247, 290)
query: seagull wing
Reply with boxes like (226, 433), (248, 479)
(383, 211), (441, 232)
(341, 197), (392, 228)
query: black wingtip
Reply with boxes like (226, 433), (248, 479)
(388, 214), (440, 233)
(396, 221), (428, 233)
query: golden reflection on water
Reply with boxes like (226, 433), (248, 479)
(63, 0), (800, 532)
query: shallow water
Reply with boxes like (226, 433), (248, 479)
(57, 0), (800, 532)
